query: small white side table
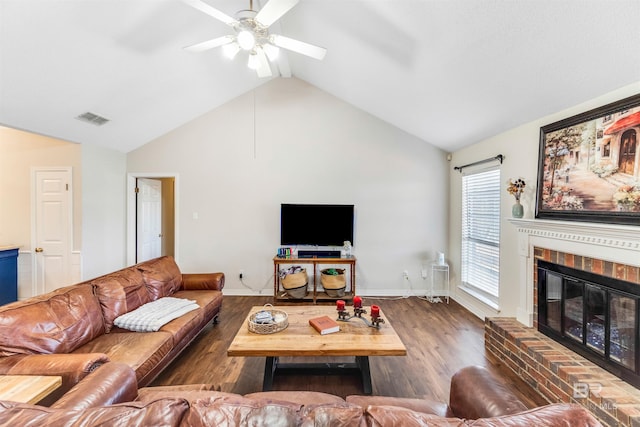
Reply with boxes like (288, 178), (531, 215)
(428, 262), (450, 303)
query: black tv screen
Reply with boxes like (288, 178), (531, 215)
(280, 204), (354, 246)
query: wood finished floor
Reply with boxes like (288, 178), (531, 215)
(151, 296), (547, 408)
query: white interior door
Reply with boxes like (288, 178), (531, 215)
(136, 178), (162, 263)
(33, 168), (72, 294)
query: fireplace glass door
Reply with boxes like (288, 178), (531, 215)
(585, 284), (605, 355)
(538, 260), (640, 387)
(564, 279), (583, 342)
(546, 272), (562, 332)
(610, 293), (636, 370)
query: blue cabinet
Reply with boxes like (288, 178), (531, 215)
(0, 248), (18, 305)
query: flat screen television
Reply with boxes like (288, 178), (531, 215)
(280, 204), (354, 246)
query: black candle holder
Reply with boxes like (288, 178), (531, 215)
(353, 307), (367, 317)
(336, 307), (384, 329)
(337, 309), (351, 321)
(370, 316), (385, 328)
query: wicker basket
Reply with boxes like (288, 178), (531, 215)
(248, 305), (288, 334)
(321, 268), (346, 297)
(281, 269), (309, 299)
(284, 284), (308, 299)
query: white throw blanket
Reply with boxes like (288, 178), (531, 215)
(114, 297), (199, 332)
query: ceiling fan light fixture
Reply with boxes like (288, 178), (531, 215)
(183, 0), (326, 78)
(237, 30), (256, 51)
(263, 43), (279, 61)
(222, 42), (241, 59)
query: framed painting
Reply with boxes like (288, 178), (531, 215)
(535, 93), (640, 225)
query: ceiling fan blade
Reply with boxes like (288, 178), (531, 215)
(271, 35), (326, 60)
(182, 0), (238, 26)
(255, 0), (299, 27)
(184, 35), (234, 52)
(255, 48), (273, 78)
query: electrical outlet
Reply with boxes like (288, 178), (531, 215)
(239, 270), (244, 280)
(402, 270), (409, 279)
(421, 268), (428, 279)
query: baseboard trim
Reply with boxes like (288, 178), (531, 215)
(222, 288), (433, 298)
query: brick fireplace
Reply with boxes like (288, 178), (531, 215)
(484, 219), (640, 427)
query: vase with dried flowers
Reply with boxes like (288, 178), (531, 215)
(507, 178), (526, 218)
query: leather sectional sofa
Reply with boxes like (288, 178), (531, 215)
(0, 364), (601, 426)
(0, 256), (224, 405)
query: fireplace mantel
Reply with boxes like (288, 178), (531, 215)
(507, 218), (640, 327)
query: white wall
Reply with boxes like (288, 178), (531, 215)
(0, 126), (82, 250)
(127, 78), (449, 295)
(448, 81), (640, 320)
(81, 144), (127, 280)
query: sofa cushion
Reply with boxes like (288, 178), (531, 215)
(0, 397), (188, 427)
(363, 403), (604, 427)
(171, 289), (222, 321)
(182, 396), (300, 427)
(137, 256), (183, 300)
(137, 387), (232, 403)
(468, 404), (603, 427)
(347, 395), (449, 417)
(246, 391), (346, 406)
(158, 306), (205, 347)
(0, 284), (105, 356)
(114, 297), (199, 332)
(365, 405), (465, 426)
(72, 331), (173, 383)
(92, 268), (151, 332)
(299, 403), (365, 427)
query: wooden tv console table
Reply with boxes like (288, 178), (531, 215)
(273, 256), (356, 303)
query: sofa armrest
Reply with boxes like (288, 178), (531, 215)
(50, 362), (138, 411)
(4, 353), (109, 382)
(0, 353), (110, 406)
(448, 366), (527, 419)
(181, 273), (225, 291)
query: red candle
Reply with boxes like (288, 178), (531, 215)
(336, 300), (346, 311)
(371, 305), (380, 318)
(353, 296), (362, 309)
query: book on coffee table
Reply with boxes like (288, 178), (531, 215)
(309, 315), (340, 335)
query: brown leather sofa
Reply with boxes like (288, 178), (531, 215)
(0, 364), (602, 426)
(0, 256), (224, 404)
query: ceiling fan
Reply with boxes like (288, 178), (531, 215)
(182, 0), (327, 78)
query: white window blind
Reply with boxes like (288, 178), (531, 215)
(461, 167), (501, 305)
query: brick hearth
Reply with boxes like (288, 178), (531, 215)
(486, 317), (640, 427)
(485, 248), (640, 427)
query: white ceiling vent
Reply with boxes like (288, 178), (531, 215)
(76, 111), (110, 126)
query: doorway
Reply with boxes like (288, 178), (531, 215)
(127, 173), (178, 265)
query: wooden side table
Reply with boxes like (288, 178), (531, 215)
(0, 375), (62, 404)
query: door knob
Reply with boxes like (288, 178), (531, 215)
(35, 247), (43, 253)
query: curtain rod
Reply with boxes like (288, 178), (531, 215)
(453, 154), (504, 173)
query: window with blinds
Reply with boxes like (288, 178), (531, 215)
(461, 167), (501, 307)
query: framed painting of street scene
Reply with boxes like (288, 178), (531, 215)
(536, 93), (640, 225)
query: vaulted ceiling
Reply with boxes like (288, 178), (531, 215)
(1, 0), (639, 153)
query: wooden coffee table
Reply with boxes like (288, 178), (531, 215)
(227, 305), (407, 394)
